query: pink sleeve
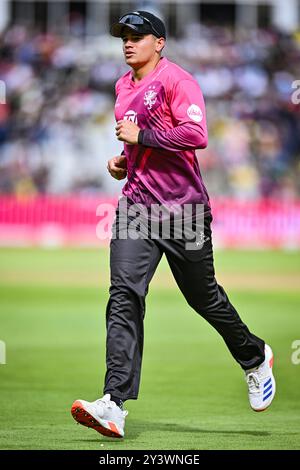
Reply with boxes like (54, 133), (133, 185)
(139, 79), (208, 151)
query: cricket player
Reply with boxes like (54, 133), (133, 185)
(71, 11), (276, 438)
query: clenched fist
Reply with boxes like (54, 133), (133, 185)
(107, 155), (127, 180)
(115, 120), (140, 145)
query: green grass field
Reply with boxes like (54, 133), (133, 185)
(0, 247), (299, 450)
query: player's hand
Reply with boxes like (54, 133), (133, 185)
(107, 155), (127, 180)
(115, 120), (140, 145)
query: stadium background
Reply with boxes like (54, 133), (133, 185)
(0, 0), (300, 450)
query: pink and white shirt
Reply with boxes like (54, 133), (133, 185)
(114, 57), (210, 210)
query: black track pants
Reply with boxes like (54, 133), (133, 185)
(103, 209), (265, 400)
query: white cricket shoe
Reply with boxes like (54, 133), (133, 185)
(245, 344), (276, 412)
(71, 394), (128, 438)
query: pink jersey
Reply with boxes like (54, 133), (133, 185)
(114, 57), (210, 210)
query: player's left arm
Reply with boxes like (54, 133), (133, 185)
(138, 79), (208, 151)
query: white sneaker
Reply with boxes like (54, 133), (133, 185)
(245, 344), (276, 412)
(71, 394), (128, 438)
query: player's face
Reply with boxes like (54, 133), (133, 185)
(121, 30), (163, 68)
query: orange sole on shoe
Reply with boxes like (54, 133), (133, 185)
(254, 407), (268, 412)
(71, 400), (123, 438)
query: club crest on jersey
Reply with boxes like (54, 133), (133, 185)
(123, 110), (138, 124)
(144, 88), (157, 110)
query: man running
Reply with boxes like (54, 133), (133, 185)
(71, 11), (276, 439)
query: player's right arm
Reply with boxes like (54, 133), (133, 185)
(107, 155), (127, 180)
(108, 79), (128, 180)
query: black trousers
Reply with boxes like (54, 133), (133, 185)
(103, 205), (265, 401)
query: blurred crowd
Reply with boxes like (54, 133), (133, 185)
(0, 22), (300, 199)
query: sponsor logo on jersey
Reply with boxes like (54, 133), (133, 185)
(144, 86), (157, 110)
(123, 110), (138, 124)
(187, 104), (203, 123)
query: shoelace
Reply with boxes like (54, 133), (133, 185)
(246, 372), (260, 393)
(96, 397), (128, 416)
(96, 397), (114, 409)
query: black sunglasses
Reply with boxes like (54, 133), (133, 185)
(119, 13), (161, 38)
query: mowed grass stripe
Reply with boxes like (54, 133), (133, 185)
(0, 248), (299, 449)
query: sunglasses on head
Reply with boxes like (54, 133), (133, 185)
(119, 13), (161, 38)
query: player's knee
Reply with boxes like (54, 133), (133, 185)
(109, 282), (146, 301)
(186, 296), (211, 316)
